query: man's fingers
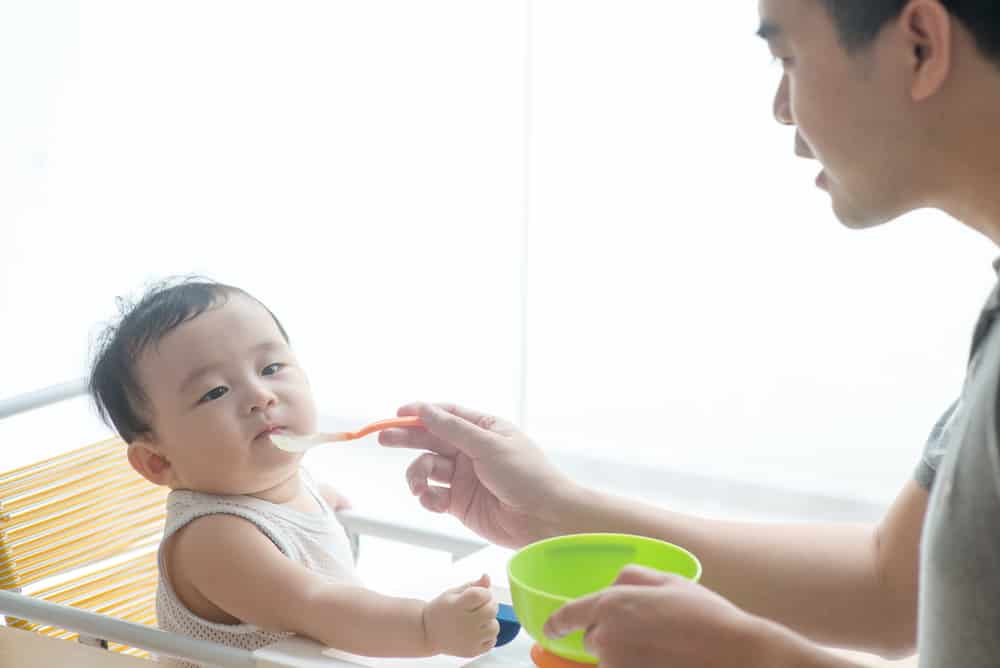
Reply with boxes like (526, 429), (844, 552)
(613, 564), (676, 587)
(396, 402), (519, 455)
(379, 424), (459, 456)
(432, 403), (518, 436)
(543, 592), (603, 640)
(419, 486), (451, 513)
(406, 453), (455, 511)
(398, 402), (507, 429)
(406, 453), (456, 494)
(417, 404), (496, 459)
(582, 622), (605, 658)
(396, 402), (423, 417)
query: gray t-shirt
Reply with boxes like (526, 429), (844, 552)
(917, 269), (1000, 667)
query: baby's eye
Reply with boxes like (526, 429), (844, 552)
(261, 363), (284, 376)
(200, 386), (229, 403)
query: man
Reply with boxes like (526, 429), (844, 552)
(380, 1), (1000, 666)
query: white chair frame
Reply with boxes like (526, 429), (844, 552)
(0, 380), (486, 667)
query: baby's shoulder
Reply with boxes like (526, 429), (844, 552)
(170, 512), (276, 561)
(163, 514), (281, 625)
(314, 480), (351, 513)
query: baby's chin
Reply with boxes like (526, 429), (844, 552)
(252, 461), (307, 493)
(180, 461), (304, 498)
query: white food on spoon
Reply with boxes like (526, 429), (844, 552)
(271, 433), (327, 453)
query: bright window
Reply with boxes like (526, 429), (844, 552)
(3, 1), (994, 515)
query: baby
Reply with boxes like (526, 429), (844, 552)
(89, 279), (498, 665)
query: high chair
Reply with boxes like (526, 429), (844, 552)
(0, 381), (486, 667)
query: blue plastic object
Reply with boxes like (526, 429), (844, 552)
(495, 603), (521, 647)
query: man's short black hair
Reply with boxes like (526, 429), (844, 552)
(818, 0), (1000, 61)
(89, 277), (289, 444)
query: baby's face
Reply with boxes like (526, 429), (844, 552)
(134, 294), (317, 495)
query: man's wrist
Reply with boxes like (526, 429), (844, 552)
(542, 480), (596, 538)
(745, 616), (861, 668)
(742, 615), (795, 667)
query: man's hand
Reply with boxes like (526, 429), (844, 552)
(543, 566), (777, 668)
(379, 402), (581, 548)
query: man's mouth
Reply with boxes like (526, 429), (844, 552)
(794, 132), (815, 160)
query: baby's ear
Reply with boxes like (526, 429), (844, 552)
(127, 439), (173, 487)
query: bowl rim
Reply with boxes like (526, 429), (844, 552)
(506, 532), (703, 603)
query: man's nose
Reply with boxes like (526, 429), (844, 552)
(773, 74), (794, 126)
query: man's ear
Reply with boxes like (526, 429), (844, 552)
(127, 438), (173, 487)
(901, 0), (953, 102)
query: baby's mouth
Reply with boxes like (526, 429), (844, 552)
(257, 426), (285, 440)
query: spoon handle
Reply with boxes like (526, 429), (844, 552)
(343, 415), (424, 440)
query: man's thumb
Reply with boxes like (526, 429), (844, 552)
(613, 565), (675, 587)
(417, 403), (498, 457)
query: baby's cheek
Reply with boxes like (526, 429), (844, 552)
(300, 393), (320, 430)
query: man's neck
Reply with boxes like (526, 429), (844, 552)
(931, 66), (1000, 245)
(939, 158), (1000, 246)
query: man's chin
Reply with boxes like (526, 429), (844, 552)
(829, 196), (895, 230)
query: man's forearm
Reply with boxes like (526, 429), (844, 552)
(752, 617), (869, 668)
(547, 485), (909, 656)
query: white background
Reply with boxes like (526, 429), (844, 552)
(2, 0), (996, 518)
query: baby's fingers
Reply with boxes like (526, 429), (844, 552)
(457, 585), (494, 612)
(447, 574), (490, 595)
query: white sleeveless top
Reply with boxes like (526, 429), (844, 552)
(155, 472), (360, 666)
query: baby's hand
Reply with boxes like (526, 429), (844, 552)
(423, 574), (500, 657)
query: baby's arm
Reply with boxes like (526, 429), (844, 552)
(317, 481), (352, 511)
(169, 514), (499, 658)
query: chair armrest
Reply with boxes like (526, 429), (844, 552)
(0, 590), (255, 668)
(336, 509), (487, 562)
(0, 378), (89, 419)
(0, 625), (147, 667)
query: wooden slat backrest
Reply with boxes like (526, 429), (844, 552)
(0, 437), (167, 659)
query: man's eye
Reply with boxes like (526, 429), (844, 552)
(200, 386), (228, 403)
(261, 363), (284, 376)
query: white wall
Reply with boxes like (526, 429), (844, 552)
(1, 0), (524, 434)
(3, 0), (994, 508)
(523, 1), (995, 505)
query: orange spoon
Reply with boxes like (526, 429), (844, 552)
(271, 416), (424, 452)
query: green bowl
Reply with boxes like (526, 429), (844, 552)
(507, 533), (701, 664)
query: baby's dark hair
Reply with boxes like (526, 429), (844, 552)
(89, 277), (289, 443)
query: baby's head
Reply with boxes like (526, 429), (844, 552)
(90, 278), (317, 496)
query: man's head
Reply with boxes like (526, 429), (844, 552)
(90, 278), (317, 495)
(817, 1), (1000, 57)
(759, 0), (1000, 229)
